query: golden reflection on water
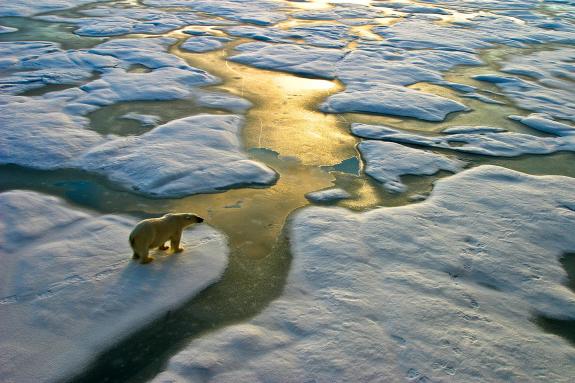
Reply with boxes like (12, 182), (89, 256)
(174, 40), (357, 165)
(163, 39), (383, 257)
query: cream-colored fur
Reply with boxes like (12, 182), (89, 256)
(129, 213), (204, 264)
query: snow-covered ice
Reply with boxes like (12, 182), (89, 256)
(229, 41), (478, 120)
(76, 114), (278, 197)
(0, 95), (105, 169)
(0, 0), (100, 17)
(474, 48), (575, 121)
(0, 190), (229, 383)
(181, 36), (231, 53)
(0, 95), (275, 196)
(0, 25), (17, 34)
(120, 112), (162, 126)
(143, 0), (288, 26)
(373, 16), (575, 53)
(291, 4), (387, 23)
(230, 42), (345, 79)
(320, 83), (468, 121)
(351, 122), (575, 157)
(0, 37), (270, 197)
(510, 113), (575, 136)
(151, 166), (575, 382)
(358, 141), (466, 192)
(35, 6), (236, 37)
(305, 188), (351, 203)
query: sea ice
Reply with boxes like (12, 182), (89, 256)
(229, 41), (477, 120)
(192, 90), (253, 113)
(321, 84), (468, 121)
(0, 0), (100, 17)
(143, 0), (288, 26)
(151, 166), (575, 382)
(474, 48), (575, 121)
(120, 112), (162, 126)
(0, 25), (17, 34)
(181, 36), (231, 53)
(351, 122), (575, 157)
(0, 190), (229, 383)
(358, 141), (466, 192)
(291, 4), (387, 22)
(75, 114), (278, 197)
(0, 95), (104, 169)
(230, 42), (345, 79)
(305, 188), (351, 203)
(509, 113), (575, 136)
(373, 16), (575, 53)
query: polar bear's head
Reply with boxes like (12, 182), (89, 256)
(166, 213), (204, 226)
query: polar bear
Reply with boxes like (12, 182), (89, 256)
(129, 213), (204, 264)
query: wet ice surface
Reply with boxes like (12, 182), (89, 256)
(152, 167), (575, 382)
(1, 0), (575, 382)
(0, 190), (229, 383)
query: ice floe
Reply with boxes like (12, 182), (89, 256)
(305, 188), (351, 203)
(181, 36), (231, 53)
(230, 42), (345, 79)
(151, 166), (575, 382)
(76, 114), (278, 197)
(120, 112), (162, 126)
(358, 141), (466, 192)
(143, 0), (288, 26)
(0, 0), (100, 17)
(291, 4), (388, 23)
(0, 94), (274, 196)
(351, 121), (575, 157)
(0, 190), (229, 383)
(0, 38), (214, 95)
(321, 83), (467, 121)
(474, 48), (575, 121)
(36, 6), (235, 37)
(0, 37), (270, 197)
(0, 95), (104, 169)
(229, 41), (477, 120)
(0, 25), (17, 34)
(373, 16), (575, 53)
(510, 113), (575, 136)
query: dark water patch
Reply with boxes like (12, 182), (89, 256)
(0, 164), (167, 217)
(0, 17), (105, 50)
(534, 253), (575, 347)
(536, 316), (575, 347)
(20, 82), (83, 97)
(321, 156), (361, 176)
(560, 253), (575, 292)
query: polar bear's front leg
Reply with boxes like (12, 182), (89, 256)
(139, 249), (155, 264)
(171, 230), (184, 253)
